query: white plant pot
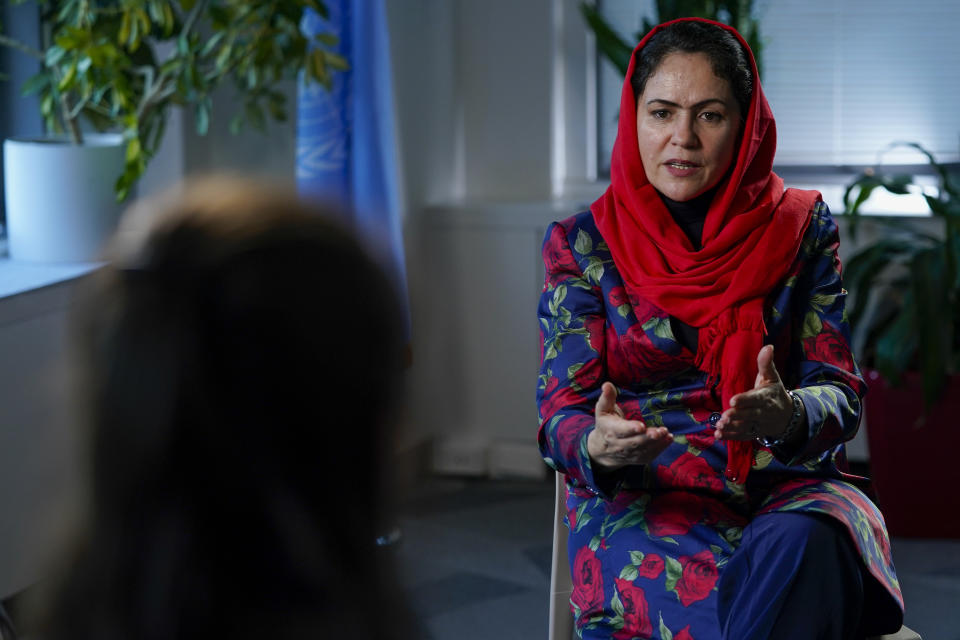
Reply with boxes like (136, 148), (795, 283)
(4, 134), (128, 263)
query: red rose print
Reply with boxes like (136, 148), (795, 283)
(543, 226), (581, 285)
(701, 499), (746, 528)
(610, 324), (679, 381)
(646, 492), (705, 537)
(675, 625), (695, 640)
(656, 451), (724, 493)
(609, 286), (629, 308)
(685, 429), (715, 452)
(676, 550), (718, 607)
(573, 360), (602, 391)
(571, 546), (604, 614)
(584, 315), (606, 355)
(803, 321), (854, 371)
(542, 376), (559, 400)
(605, 489), (643, 515)
(538, 375), (575, 422)
(555, 417), (589, 459)
(613, 578), (653, 639)
(636, 554), (664, 579)
(627, 290), (659, 323)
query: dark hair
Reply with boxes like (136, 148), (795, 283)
(46, 177), (409, 640)
(630, 21), (753, 118)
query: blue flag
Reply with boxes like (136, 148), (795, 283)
(297, 0), (410, 339)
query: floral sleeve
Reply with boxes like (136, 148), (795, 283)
(536, 221), (624, 496)
(774, 202), (867, 465)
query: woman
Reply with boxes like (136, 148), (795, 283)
(42, 177), (410, 640)
(537, 18), (903, 640)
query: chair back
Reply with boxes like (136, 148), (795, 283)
(548, 472), (574, 640)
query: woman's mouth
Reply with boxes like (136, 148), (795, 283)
(664, 160), (701, 177)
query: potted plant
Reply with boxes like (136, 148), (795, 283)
(843, 141), (960, 537)
(0, 0), (342, 262)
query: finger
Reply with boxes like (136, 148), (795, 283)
(596, 412), (648, 439)
(755, 344), (781, 388)
(727, 389), (774, 410)
(610, 427), (672, 449)
(714, 418), (758, 440)
(595, 382), (619, 415)
(609, 429), (674, 461)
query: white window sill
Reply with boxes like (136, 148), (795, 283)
(0, 256), (102, 301)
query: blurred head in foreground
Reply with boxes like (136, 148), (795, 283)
(48, 176), (407, 640)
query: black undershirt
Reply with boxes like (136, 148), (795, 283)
(658, 188), (717, 354)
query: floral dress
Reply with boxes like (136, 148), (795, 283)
(536, 203), (902, 638)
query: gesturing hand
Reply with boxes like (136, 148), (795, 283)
(714, 344), (801, 442)
(587, 382), (673, 471)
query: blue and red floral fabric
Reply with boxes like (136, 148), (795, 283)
(537, 203), (902, 638)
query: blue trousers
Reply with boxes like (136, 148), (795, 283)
(718, 512), (901, 640)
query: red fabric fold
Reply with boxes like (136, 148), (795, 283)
(590, 18), (820, 483)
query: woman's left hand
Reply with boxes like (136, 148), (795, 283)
(714, 345), (801, 441)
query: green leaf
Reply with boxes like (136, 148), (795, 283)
(200, 31), (227, 58)
(20, 72), (50, 96)
(229, 112), (245, 135)
(611, 590), (624, 616)
(579, 3), (633, 77)
(325, 51), (349, 71)
(194, 101), (210, 136)
(244, 101), (267, 131)
(588, 534), (602, 551)
(629, 550), (645, 565)
(125, 137), (142, 164)
(875, 291), (918, 387)
(651, 316), (674, 340)
(617, 303), (631, 318)
(574, 229), (593, 255)
(800, 310), (823, 341)
(619, 564), (639, 581)
(910, 249), (948, 407)
(664, 555), (682, 592)
(314, 32), (339, 46)
(44, 45), (66, 68)
(583, 256), (605, 283)
(659, 613), (674, 640)
(753, 449), (773, 469)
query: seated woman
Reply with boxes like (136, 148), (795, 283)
(537, 18), (903, 640)
(40, 177), (410, 640)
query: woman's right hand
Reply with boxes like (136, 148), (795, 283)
(587, 382), (673, 471)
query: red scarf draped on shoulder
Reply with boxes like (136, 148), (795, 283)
(590, 18), (820, 484)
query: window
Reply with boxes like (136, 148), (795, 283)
(0, 2), (43, 240)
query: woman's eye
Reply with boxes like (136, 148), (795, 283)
(651, 110), (669, 120)
(700, 112), (722, 123)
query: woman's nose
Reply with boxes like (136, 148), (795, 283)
(670, 114), (699, 147)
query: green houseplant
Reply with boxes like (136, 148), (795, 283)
(842, 142), (960, 408)
(580, 0), (763, 81)
(842, 142), (960, 537)
(0, 0), (342, 200)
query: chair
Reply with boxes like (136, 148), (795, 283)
(548, 472), (920, 640)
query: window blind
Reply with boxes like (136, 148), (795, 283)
(596, 0), (960, 168)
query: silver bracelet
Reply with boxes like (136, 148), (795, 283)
(759, 390), (804, 447)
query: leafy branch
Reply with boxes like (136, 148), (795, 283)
(0, 0), (342, 200)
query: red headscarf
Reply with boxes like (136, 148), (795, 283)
(591, 18), (820, 483)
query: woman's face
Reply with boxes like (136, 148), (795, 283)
(636, 52), (742, 202)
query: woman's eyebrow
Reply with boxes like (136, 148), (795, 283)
(645, 98), (729, 109)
